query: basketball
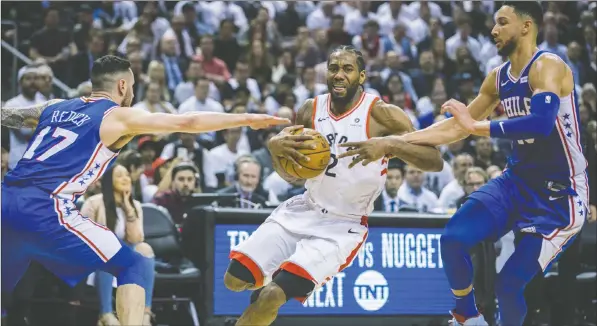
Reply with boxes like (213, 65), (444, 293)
(279, 128), (331, 179)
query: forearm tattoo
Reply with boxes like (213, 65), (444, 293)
(1, 99), (63, 129)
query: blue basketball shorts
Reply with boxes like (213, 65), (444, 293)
(1, 185), (136, 292)
(468, 170), (589, 271)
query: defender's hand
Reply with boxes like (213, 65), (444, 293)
(246, 114), (291, 130)
(441, 99), (475, 133)
(339, 137), (389, 168)
(267, 125), (315, 167)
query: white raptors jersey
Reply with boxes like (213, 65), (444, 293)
(305, 92), (388, 217)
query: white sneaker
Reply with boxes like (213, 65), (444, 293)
(449, 311), (489, 326)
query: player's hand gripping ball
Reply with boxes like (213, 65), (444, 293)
(279, 128), (331, 179)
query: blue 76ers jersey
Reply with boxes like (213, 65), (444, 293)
(496, 50), (587, 183)
(3, 97), (120, 200)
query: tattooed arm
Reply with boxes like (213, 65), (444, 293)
(1, 99), (64, 129)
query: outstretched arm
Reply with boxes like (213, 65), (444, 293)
(100, 106), (289, 147)
(399, 69), (501, 146)
(1, 99), (64, 129)
(371, 102), (443, 171)
(445, 54), (569, 139)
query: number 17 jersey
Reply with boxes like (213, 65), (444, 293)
(3, 97), (120, 200)
(305, 92), (388, 218)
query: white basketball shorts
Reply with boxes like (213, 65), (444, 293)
(229, 194), (368, 300)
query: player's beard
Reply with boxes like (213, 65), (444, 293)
(328, 80), (360, 105)
(497, 37), (517, 56)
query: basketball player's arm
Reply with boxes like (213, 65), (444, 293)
(100, 106), (289, 143)
(370, 102), (443, 172)
(0, 99), (65, 129)
(445, 55), (566, 139)
(267, 100), (315, 183)
(397, 69), (501, 146)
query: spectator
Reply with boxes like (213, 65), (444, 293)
(152, 161), (201, 225)
(178, 77), (225, 114)
(116, 150), (150, 203)
(159, 35), (187, 94)
(352, 20), (386, 65)
(473, 137), (506, 170)
(251, 127), (280, 179)
(217, 155), (269, 208)
(275, 2), (303, 37)
(145, 60), (171, 102)
(224, 60), (262, 104)
(174, 61), (220, 105)
(133, 82), (177, 114)
(271, 49), (296, 84)
(162, 14), (195, 59)
(455, 167), (489, 208)
(214, 19), (241, 73)
(410, 50), (440, 98)
(203, 128), (248, 189)
(306, 1), (335, 31)
(73, 4), (95, 53)
(374, 159), (405, 212)
(397, 164), (440, 213)
(279, 179), (307, 201)
(29, 7), (78, 81)
(5, 66), (44, 169)
(439, 153), (474, 210)
(486, 165), (503, 180)
(72, 32), (107, 86)
(376, 1), (415, 35)
(344, 1), (377, 36)
(247, 40), (274, 90)
(328, 15), (352, 50)
(539, 23), (570, 64)
(379, 51), (418, 102)
(81, 164), (155, 326)
(446, 15), (481, 63)
(33, 64), (55, 101)
(294, 66), (327, 109)
(193, 34), (231, 86)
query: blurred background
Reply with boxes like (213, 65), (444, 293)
(0, 1), (596, 326)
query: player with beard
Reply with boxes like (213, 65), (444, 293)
(1, 55), (288, 326)
(339, 2), (588, 325)
(222, 45), (442, 326)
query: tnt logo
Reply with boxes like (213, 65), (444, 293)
(353, 270), (389, 311)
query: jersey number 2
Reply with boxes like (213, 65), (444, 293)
(23, 126), (78, 161)
(324, 154), (338, 177)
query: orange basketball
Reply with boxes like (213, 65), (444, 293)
(279, 128), (331, 179)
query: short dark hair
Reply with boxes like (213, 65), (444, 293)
(90, 55), (131, 91)
(327, 45), (366, 73)
(502, 1), (544, 30)
(194, 76), (209, 87)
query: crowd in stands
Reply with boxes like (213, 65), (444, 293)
(1, 1), (596, 325)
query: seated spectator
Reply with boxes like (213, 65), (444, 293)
(174, 61), (220, 105)
(157, 133), (209, 186)
(473, 137), (506, 170)
(374, 159), (404, 212)
(81, 165), (155, 326)
(271, 49), (296, 84)
(203, 128), (248, 189)
(117, 149), (150, 203)
(33, 64), (56, 102)
(158, 34), (187, 93)
(293, 66), (327, 110)
(439, 153), (474, 210)
(486, 165), (503, 180)
(152, 161), (201, 225)
(193, 34), (231, 87)
(133, 82), (177, 114)
(251, 127), (280, 178)
(178, 77), (225, 114)
(397, 164), (439, 213)
(455, 167), (489, 208)
(217, 155), (269, 208)
(327, 15), (352, 49)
